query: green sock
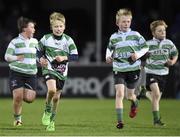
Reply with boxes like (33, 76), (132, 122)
(153, 111), (160, 122)
(14, 114), (21, 121)
(50, 112), (56, 121)
(132, 100), (138, 107)
(134, 100), (138, 106)
(116, 108), (123, 122)
(45, 103), (52, 113)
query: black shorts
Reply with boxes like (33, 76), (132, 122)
(44, 74), (65, 90)
(9, 70), (37, 92)
(146, 74), (167, 92)
(113, 70), (140, 89)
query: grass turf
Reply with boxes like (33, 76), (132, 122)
(0, 98), (180, 136)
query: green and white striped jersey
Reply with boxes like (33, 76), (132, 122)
(39, 33), (78, 80)
(145, 38), (178, 75)
(5, 34), (38, 75)
(106, 29), (148, 72)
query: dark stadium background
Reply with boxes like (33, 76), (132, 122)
(0, 0), (180, 98)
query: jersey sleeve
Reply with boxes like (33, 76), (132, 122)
(169, 42), (178, 58)
(135, 34), (149, 59)
(4, 40), (18, 62)
(67, 37), (78, 61)
(68, 38), (78, 55)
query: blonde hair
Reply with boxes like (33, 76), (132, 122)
(116, 8), (132, 23)
(49, 12), (65, 27)
(150, 20), (168, 33)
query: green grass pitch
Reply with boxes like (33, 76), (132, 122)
(0, 98), (180, 136)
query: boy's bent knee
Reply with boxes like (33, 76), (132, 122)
(48, 89), (56, 95)
(53, 96), (59, 103)
(14, 95), (23, 102)
(23, 90), (36, 103)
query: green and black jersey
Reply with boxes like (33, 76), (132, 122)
(38, 33), (78, 80)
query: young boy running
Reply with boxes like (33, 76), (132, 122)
(106, 8), (148, 129)
(38, 12), (78, 131)
(5, 17), (38, 126)
(144, 20), (178, 126)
